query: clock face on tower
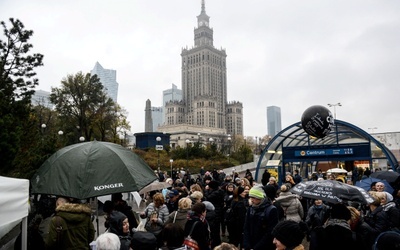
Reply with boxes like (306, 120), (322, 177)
(199, 21), (203, 26)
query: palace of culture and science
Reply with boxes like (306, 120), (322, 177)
(157, 1), (243, 148)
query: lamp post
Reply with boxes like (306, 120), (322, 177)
(327, 102), (342, 119)
(185, 139), (190, 169)
(170, 159), (173, 178)
(255, 136), (258, 155)
(227, 135), (231, 165)
(156, 136), (161, 171)
(79, 136), (85, 142)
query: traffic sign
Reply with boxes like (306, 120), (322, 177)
(156, 145), (164, 150)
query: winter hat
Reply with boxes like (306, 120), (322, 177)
(202, 201), (215, 211)
(330, 203), (351, 221)
(375, 231), (400, 250)
(272, 221), (305, 248)
(208, 180), (219, 190)
(131, 231), (157, 250)
(168, 189), (179, 197)
(249, 185), (266, 199)
(235, 177), (241, 183)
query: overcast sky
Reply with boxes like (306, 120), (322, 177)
(1, 0), (400, 138)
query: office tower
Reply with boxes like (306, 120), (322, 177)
(32, 89), (52, 108)
(159, 0), (243, 147)
(267, 106), (282, 137)
(91, 62), (119, 102)
(151, 106), (163, 132)
(162, 83), (183, 125)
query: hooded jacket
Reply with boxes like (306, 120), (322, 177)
(275, 191), (304, 222)
(108, 211), (131, 250)
(46, 203), (95, 250)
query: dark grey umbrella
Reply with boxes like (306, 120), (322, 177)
(370, 171), (400, 184)
(291, 180), (374, 204)
(31, 141), (157, 199)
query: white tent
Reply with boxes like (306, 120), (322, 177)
(0, 176), (29, 249)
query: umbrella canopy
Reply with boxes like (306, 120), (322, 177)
(355, 177), (394, 194)
(291, 180), (374, 204)
(139, 181), (171, 195)
(31, 141), (157, 199)
(370, 171), (400, 183)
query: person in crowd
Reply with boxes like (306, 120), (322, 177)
(373, 231), (400, 250)
(267, 176), (279, 192)
(375, 182), (385, 192)
(212, 168), (220, 182)
(226, 186), (248, 248)
(214, 242), (239, 250)
(284, 174), (296, 188)
(314, 203), (356, 250)
(241, 177), (251, 188)
(199, 166), (206, 181)
(305, 199), (329, 250)
(234, 177), (241, 186)
(130, 231), (157, 250)
(108, 211), (131, 250)
(328, 174), (336, 180)
(96, 232), (121, 250)
(190, 190), (204, 204)
(218, 170), (227, 183)
(140, 192), (169, 247)
(293, 169), (302, 185)
(14, 214), (45, 250)
(222, 183), (235, 237)
(203, 201), (219, 249)
(165, 197), (192, 230)
(243, 185), (279, 250)
(112, 193), (138, 231)
(184, 202), (210, 250)
(160, 223), (185, 249)
(378, 191), (400, 230)
(364, 191), (391, 239)
(274, 184), (304, 222)
(166, 189), (180, 213)
(261, 169), (271, 186)
(272, 220), (307, 250)
(46, 197), (95, 250)
(347, 206), (372, 250)
(245, 169), (253, 179)
(204, 180), (224, 247)
(190, 183), (204, 194)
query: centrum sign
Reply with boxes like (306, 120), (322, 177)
(295, 148), (354, 157)
(94, 183), (123, 191)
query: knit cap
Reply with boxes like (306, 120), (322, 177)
(249, 185), (266, 199)
(272, 221), (305, 248)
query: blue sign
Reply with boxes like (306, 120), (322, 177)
(295, 148), (353, 157)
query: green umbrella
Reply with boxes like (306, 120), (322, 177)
(31, 141), (157, 199)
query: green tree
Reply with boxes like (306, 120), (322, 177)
(0, 18), (43, 174)
(50, 72), (129, 144)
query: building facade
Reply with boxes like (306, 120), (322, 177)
(91, 62), (119, 102)
(32, 89), (52, 108)
(267, 106), (282, 137)
(159, 0), (243, 148)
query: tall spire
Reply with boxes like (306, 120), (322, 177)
(201, 0), (206, 14)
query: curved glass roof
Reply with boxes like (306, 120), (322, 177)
(255, 120), (399, 180)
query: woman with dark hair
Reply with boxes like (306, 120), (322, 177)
(184, 202), (210, 250)
(160, 223), (185, 249)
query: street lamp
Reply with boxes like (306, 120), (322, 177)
(58, 130), (64, 136)
(227, 136), (231, 165)
(156, 136), (162, 171)
(327, 102), (342, 119)
(169, 159), (173, 178)
(79, 136), (85, 142)
(185, 139), (190, 169)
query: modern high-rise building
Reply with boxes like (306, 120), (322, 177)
(267, 106), (282, 137)
(159, 1), (243, 147)
(161, 83), (182, 125)
(32, 89), (53, 108)
(91, 62), (119, 102)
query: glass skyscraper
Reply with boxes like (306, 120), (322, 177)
(91, 62), (119, 102)
(267, 106), (282, 137)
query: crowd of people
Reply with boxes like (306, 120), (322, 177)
(23, 167), (400, 250)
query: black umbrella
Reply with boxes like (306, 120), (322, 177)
(291, 180), (374, 204)
(370, 171), (400, 184)
(31, 141), (158, 199)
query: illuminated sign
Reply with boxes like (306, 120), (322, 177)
(295, 148), (353, 157)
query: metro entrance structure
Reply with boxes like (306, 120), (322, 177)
(254, 120), (399, 182)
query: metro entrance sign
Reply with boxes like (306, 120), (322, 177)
(295, 148), (354, 157)
(156, 145), (164, 151)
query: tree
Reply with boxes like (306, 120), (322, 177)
(0, 18), (43, 174)
(50, 72), (129, 144)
